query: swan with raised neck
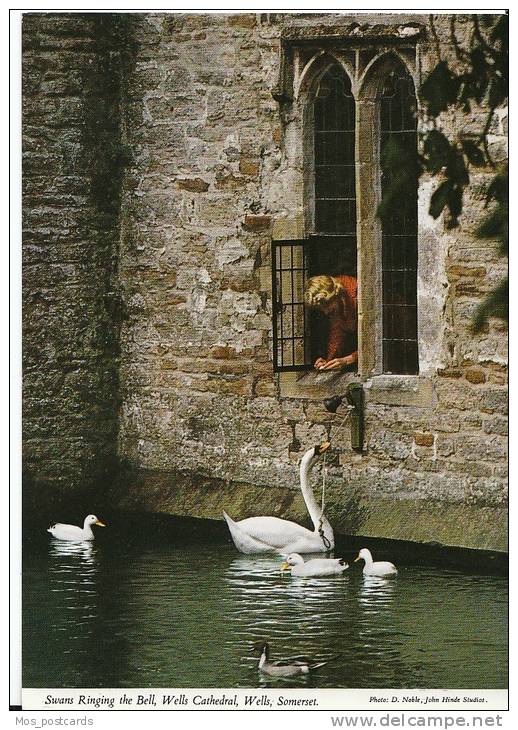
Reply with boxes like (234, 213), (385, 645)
(223, 442), (334, 554)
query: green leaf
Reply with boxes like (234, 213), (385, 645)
(429, 180), (453, 219)
(488, 75), (508, 111)
(421, 62), (461, 116)
(486, 166), (508, 204)
(460, 138), (485, 167)
(470, 47), (488, 78)
(418, 16), (508, 332)
(447, 183), (463, 221)
(490, 15), (508, 48)
(446, 148), (469, 187)
(472, 278), (508, 332)
(476, 207), (506, 240)
(422, 130), (452, 174)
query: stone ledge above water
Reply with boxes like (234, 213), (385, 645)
(109, 467), (508, 554)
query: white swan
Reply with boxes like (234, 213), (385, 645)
(47, 514), (106, 542)
(281, 552), (348, 577)
(223, 442), (333, 554)
(354, 547), (398, 577)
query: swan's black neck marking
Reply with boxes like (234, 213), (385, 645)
(318, 516), (332, 551)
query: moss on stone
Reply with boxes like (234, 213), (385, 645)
(110, 467), (508, 553)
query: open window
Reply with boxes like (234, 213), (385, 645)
(271, 47), (419, 378)
(308, 63), (357, 369)
(272, 62), (357, 373)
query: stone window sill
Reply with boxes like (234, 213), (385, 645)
(279, 370), (434, 407)
(279, 370), (361, 400)
(365, 374), (434, 407)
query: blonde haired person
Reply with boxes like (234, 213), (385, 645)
(305, 274), (358, 371)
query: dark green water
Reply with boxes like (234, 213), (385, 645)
(23, 517), (507, 690)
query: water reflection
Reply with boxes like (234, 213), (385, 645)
(352, 574), (405, 684)
(49, 538), (97, 561)
(48, 540), (99, 622)
(360, 574), (398, 594)
(358, 575), (398, 612)
(223, 554), (352, 687)
(23, 537), (507, 689)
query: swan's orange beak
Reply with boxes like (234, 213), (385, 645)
(95, 520), (106, 527)
(317, 441), (331, 454)
(280, 562), (290, 571)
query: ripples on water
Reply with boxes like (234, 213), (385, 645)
(23, 526), (507, 689)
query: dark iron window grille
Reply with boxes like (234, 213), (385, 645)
(271, 239), (311, 372)
(380, 64), (419, 375)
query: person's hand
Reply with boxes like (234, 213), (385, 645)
(318, 354), (357, 371)
(314, 358), (327, 370)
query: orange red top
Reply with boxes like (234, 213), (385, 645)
(326, 275), (358, 361)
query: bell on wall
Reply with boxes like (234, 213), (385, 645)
(323, 395), (344, 413)
(322, 383), (364, 452)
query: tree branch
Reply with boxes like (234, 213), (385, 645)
(450, 16), (469, 62)
(429, 15), (442, 62)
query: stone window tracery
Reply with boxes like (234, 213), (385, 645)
(271, 30), (421, 379)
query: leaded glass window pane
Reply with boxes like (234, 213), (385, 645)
(314, 66), (356, 237)
(380, 66), (418, 375)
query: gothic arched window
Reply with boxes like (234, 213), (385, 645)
(271, 50), (420, 380)
(379, 64), (418, 374)
(309, 63), (357, 366)
(313, 64), (356, 244)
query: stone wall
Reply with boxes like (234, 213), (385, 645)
(114, 13), (507, 552)
(22, 13), (132, 515)
(22, 12), (508, 550)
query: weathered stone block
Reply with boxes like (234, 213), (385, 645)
(437, 368), (463, 378)
(239, 157), (260, 176)
(414, 432), (434, 447)
(465, 369), (487, 384)
(176, 177), (210, 193)
(254, 378), (276, 397)
(227, 14), (257, 28)
(479, 388), (508, 414)
(214, 172), (248, 191)
(436, 436), (455, 457)
(294, 422), (329, 450)
(483, 415), (508, 436)
(453, 434), (507, 461)
(448, 265), (486, 278)
(369, 430), (413, 461)
(242, 214), (272, 232)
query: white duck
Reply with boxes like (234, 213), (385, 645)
(47, 514), (106, 542)
(253, 641), (331, 677)
(354, 547), (398, 577)
(223, 442), (333, 554)
(280, 552), (348, 577)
